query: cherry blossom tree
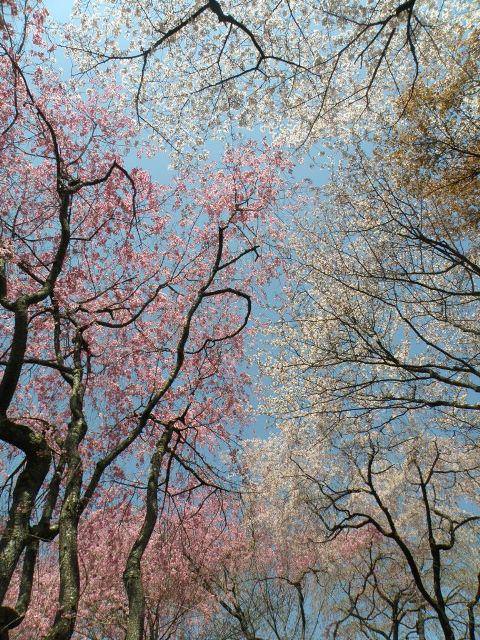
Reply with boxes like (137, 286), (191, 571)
(180, 495), (332, 640)
(63, 0), (478, 156)
(2, 1), (479, 639)
(0, 2), (291, 638)
(9, 492), (239, 640)
(248, 423), (480, 639)
(262, 24), (479, 428)
(246, 26), (480, 640)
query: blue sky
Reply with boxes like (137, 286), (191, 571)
(46, 0), (72, 20)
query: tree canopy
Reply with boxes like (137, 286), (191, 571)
(0, 0), (479, 639)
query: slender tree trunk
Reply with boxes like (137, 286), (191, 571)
(0, 193), (71, 635)
(467, 573), (480, 640)
(468, 604), (476, 640)
(392, 599), (399, 640)
(431, 550), (455, 640)
(43, 360), (87, 640)
(15, 538), (39, 617)
(0, 305), (29, 414)
(416, 607), (426, 640)
(0, 418), (51, 607)
(123, 427), (173, 640)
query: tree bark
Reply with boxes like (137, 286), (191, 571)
(123, 427), (173, 640)
(43, 360), (87, 640)
(0, 418), (51, 604)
